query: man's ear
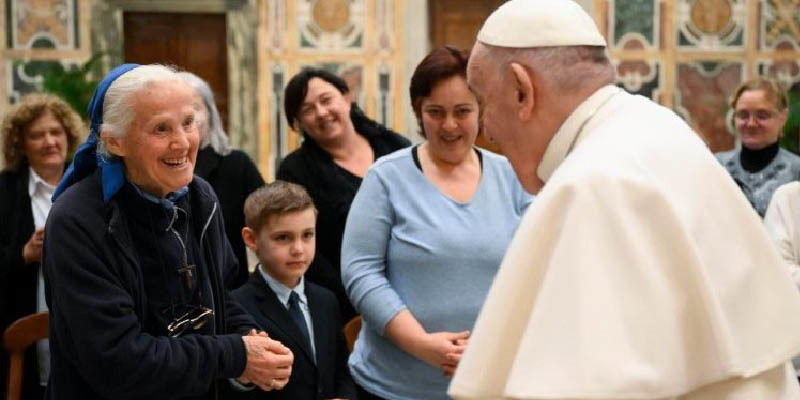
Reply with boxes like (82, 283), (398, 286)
(242, 227), (257, 251)
(100, 131), (125, 157)
(509, 62), (535, 120)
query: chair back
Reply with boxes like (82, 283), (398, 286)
(343, 315), (361, 353)
(3, 312), (48, 400)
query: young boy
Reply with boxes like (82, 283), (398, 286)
(232, 181), (355, 399)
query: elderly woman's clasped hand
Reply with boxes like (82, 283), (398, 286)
(238, 330), (293, 391)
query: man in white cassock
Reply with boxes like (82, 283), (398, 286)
(448, 0), (800, 399)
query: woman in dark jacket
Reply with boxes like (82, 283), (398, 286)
(179, 72), (265, 289)
(278, 68), (410, 322)
(44, 64), (292, 400)
(0, 93), (83, 399)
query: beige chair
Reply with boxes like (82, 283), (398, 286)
(3, 312), (48, 400)
(343, 315), (361, 353)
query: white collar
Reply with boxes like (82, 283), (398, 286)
(537, 85), (623, 183)
(258, 264), (306, 306)
(28, 166), (57, 198)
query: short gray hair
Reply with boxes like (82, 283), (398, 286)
(484, 45), (615, 94)
(177, 71), (232, 156)
(98, 64), (183, 158)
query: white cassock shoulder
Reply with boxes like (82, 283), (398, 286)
(449, 168), (800, 400)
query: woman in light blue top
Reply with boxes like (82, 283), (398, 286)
(340, 46), (532, 400)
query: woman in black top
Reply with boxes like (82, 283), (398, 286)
(278, 68), (410, 322)
(179, 72), (265, 289)
(1, 93), (83, 400)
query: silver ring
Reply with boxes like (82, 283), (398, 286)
(269, 378), (275, 387)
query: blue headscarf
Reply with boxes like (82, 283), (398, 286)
(53, 63), (140, 202)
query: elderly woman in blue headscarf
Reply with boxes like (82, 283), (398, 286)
(43, 64), (293, 399)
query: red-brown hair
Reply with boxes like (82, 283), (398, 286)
(409, 46), (471, 137)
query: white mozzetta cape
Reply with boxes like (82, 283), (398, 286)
(449, 86), (800, 399)
(764, 181), (800, 290)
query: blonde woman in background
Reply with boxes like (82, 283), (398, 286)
(1, 92), (83, 399)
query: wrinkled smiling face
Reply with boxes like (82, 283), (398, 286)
(109, 80), (200, 197)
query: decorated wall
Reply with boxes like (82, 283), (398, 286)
(257, 0), (426, 178)
(0, 0), (426, 178)
(3, 0), (800, 173)
(600, 0), (800, 152)
(1, 0), (91, 104)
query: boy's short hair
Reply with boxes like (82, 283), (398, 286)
(244, 180), (316, 232)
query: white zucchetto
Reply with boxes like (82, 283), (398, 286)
(477, 0), (607, 48)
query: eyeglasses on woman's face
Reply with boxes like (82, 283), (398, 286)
(733, 109), (775, 123)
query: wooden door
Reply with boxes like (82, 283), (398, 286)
(123, 12), (229, 131)
(430, 0), (505, 152)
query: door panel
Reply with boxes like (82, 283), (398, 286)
(123, 12), (229, 131)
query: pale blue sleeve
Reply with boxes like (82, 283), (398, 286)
(341, 169), (406, 335)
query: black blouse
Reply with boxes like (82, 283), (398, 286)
(195, 148), (265, 289)
(277, 106), (410, 322)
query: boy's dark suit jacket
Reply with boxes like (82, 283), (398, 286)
(231, 272), (356, 400)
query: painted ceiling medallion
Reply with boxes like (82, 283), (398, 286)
(313, 0), (350, 32)
(690, 0), (733, 34)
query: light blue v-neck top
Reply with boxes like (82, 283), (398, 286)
(341, 147), (532, 400)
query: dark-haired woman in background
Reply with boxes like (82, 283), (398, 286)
(277, 68), (410, 322)
(179, 71), (264, 289)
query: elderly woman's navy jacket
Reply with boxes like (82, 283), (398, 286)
(42, 169), (257, 400)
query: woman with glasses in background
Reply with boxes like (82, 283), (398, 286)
(716, 77), (800, 216)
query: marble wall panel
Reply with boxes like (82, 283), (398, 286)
(760, 0), (800, 50)
(676, 0), (746, 50)
(611, 0), (659, 49)
(6, 58), (81, 103)
(297, 0), (365, 50)
(616, 59), (662, 102)
(758, 58), (800, 87)
(8, 0), (77, 50)
(675, 62), (743, 151)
